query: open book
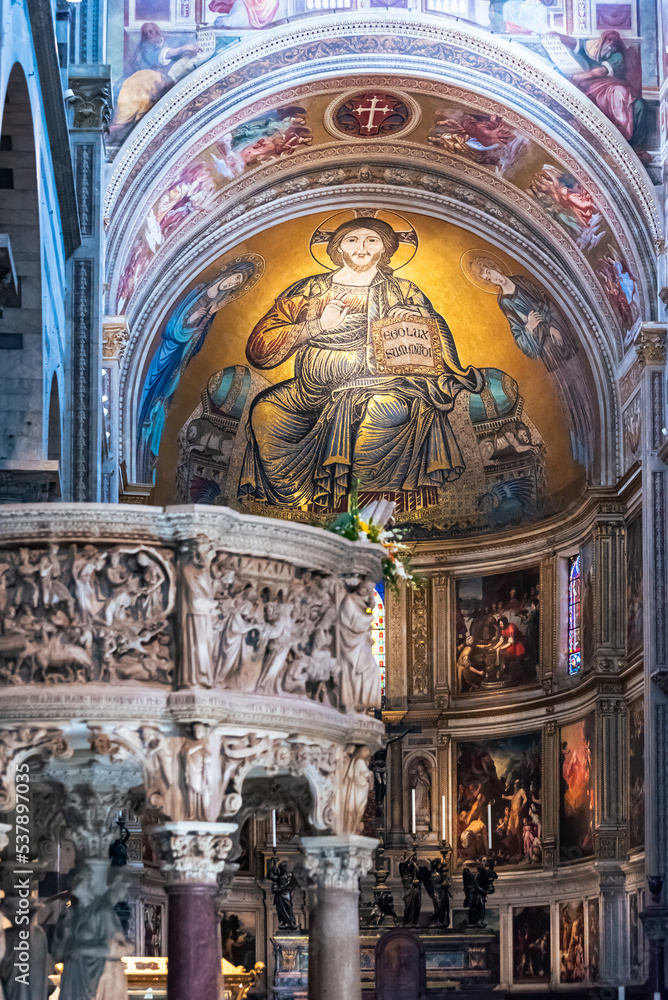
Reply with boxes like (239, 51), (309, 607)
(541, 33), (588, 76)
(370, 316), (444, 376)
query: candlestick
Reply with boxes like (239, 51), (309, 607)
(487, 802), (493, 851)
(411, 788), (416, 836)
(441, 794), (446, 843)
(272, 809), (277, 850)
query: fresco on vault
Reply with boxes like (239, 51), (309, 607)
(104, 0), (650, 157)
(529, 166), (605, 250)
(116, 105), (312, 312)
(541, 31), (647, 150)
(114, 88), (638, 342)
(455, 567), (540, 692)
(144, 211), (593, 539)
(559, 714), (595, 861)
(456, 732), (542, 866)
(106, 0), (289, 149)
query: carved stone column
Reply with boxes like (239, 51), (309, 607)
(436, 728), (451, 845)
(388, 738), (405, 841)
(101, 315), (129, 502)
(431, 573), (450, 707)
(595, 693), (626, 860)
(592, 515), (626, 674)
(152, 822), (236, 1000)
(640, 879), (668, 1000)
(301, 834), (376, 1000)
(67, 67), (113, 501)
(634, 322), (668, 992)
(542, 720), (558, 871)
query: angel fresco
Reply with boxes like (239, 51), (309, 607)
(428, 110), (527, 175)
(137, 255), (264, 481)
(595, 247), (638, 332)
(211, 108), (312, 178)
(238, 212), (484, 510)
(528, 165), (605, 251)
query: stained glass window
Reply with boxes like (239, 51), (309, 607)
(372, 582), (386, 695)
(568, 554), (582, 675)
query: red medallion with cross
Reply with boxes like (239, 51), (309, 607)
(331, 91), (412, 138)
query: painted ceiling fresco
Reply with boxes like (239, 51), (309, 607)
(106, 0), (653, 157)
(142, 211), (596, 540)
(114, 88), (641, 350)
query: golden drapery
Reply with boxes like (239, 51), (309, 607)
(239, 270), (483, 509)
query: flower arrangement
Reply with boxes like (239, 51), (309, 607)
(326, 483), (421, 590)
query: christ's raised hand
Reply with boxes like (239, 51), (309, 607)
(319, 299), (350, 330)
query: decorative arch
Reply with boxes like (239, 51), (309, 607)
(103, 16), (662, 530)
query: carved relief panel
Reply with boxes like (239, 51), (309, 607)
(408, 583), (430, 701)
(0, 543), (175, 685)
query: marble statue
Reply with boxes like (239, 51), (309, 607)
(410, 759), (432, 830)
(339, 578), (382, 711)
(38, 544), (75, 617)
(268, 859), (299, 931)
(53, 863), (130, 1000)
(0, 899), (49, 1000)
(341, 744), (372, 834)
(257, 602), (298, 695)
(181, 724), (215, 822)
(179, 538), (218, 687)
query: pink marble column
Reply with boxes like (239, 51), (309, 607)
(165, 883), (221, 1000)
(152, 822), (236, 1000)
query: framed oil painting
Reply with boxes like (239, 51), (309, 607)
(513, 906), (550, 983)
(220, 910), (257, 969)
(629, 892), (639, 978)
(142, 901), (165, 957)
(629, 696), (645, 850)
(587, 898), (600, 983)
(559, 900), (586, 982)
(456, 731), (541, 867)
(455, 567), (540, 693)
(559, 715), (595, 862)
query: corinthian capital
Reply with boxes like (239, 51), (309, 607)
(150, 821), (236, 884)
(301, 834), (377, 892)
(635, 322), (667, 366)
